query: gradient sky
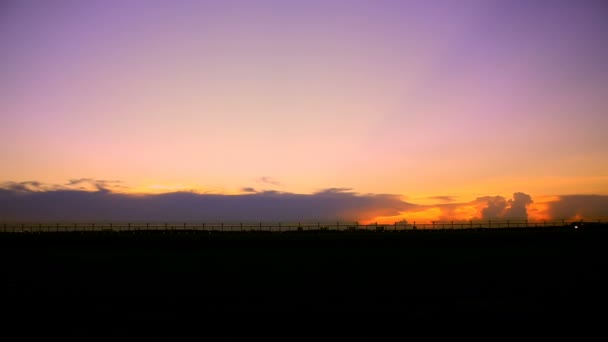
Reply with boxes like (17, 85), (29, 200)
(1, 0), (607, 222)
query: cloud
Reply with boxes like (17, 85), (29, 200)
(0, 181), (47, 192)
(0, 185), (414, 222)
(66, 178), (123, 192)
(546, 195), (608, 220)
(393, 192), (535, 222)
(477, 192), (533, 220)
(427, 196), (456, 203)
(2, 182), (605, 223)
(255, 177), (280, 186)
(1, 179), (124, 193)
(506, 192), (533, 219)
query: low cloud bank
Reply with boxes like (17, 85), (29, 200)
(0, 183), (412, 222)
(546, 195), (608, 220)
(1, 180), (606, 222)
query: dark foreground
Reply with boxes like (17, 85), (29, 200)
(1, 228), (607, 322)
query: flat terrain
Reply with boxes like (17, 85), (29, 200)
(1, 228), (607, 319)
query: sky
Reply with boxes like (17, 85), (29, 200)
(1, 0), (607, 223)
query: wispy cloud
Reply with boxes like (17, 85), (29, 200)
(427, 196), (456, 203)
(1, 179), (124, 193)
(255, 177), (280, 186)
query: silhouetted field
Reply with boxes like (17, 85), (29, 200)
(1, 227), (607, 325)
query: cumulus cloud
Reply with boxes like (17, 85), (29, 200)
(505, 192), (533, 219)
(477, 192), (533, 220)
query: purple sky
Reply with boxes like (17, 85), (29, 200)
(1, 0), (607, 222)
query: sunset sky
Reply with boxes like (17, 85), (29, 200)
(1, 0), (607, 222)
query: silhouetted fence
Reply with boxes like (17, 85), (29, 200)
(0, 219), (603, 233)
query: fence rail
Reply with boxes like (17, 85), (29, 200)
(0, 220), (603, 234)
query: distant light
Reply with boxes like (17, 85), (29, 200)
(574, 225), (579, 229)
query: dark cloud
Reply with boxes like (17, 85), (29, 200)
(1, 179), (123, 193)
(478, 192), (533, 220)
(0, 181), (46, 192)
(2, 182), (604, 223)
(0, 186), (414, 222)
(547, 195), (608, 220)
(66, 178), (122, 192)
(506, 192), (533, 219)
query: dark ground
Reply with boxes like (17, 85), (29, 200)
(1, 228), (607, 324)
